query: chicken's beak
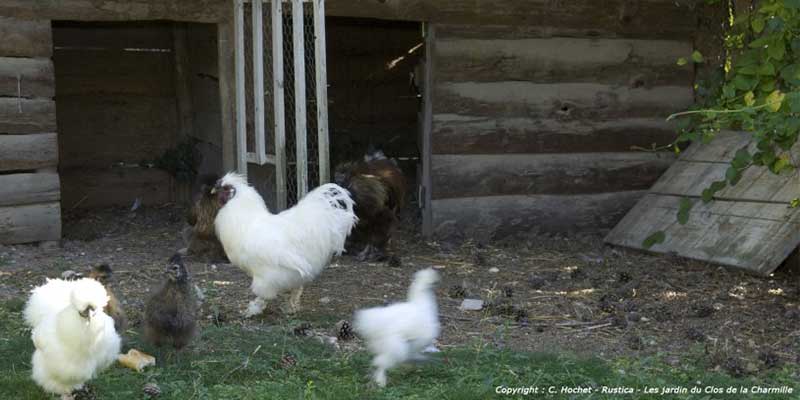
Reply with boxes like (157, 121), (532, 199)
(210, 184), (219, 195)
(79, 305), (95, 320)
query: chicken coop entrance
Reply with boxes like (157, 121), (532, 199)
(326, 17), (425, 216)
(53, 21), (223, 212)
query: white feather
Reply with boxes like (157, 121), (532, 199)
(353, 269), (440, 387)
(24, 278), (121, 395)
(214, 172), (357, 302)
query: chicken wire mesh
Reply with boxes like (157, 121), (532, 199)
(242, 1), (322, 207)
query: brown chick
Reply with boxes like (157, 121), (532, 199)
(88, 264), (128, 335)
(184, 174), (228, 262)
(143, 254), (198, 354)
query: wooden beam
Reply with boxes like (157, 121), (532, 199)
(0, 1), (226, 23)
(432, 116), (678, 154)
(0, 172), (60, 207)
(421, 24), (435, 236)
(0, 17), (52, 57)
(0, 98), (56, 134)
(434, 82), (694, 120)
(0, 57), (55, 99)
(233, 0), (248, 175)
(0, 202), (61, 244)
(60, 167), (172, 208)
(432, 153), (675, 199)
(432, 191), (647, 239)
(435, 37), (693, 85)
(325, 0), (698, 39)
(314, 0), (330, 184)
(218, 20), (237, 172)
(272, 0), (287, 210)
(293, 0), (308, 197)
(0, 133), (58, 171)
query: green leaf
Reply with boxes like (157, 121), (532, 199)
(752, 17), (766, 33)
(725, 166), (742, 185)
(791, 198), (800, 209)
(767, 43), (785, 60)
(731, 148), (752, 169)
(677, 197), (693, 225)
(770, 156), (793, 174)
(766, 90), (785, 112)
(757, 62), (776, 76)
(691, 50), (704, 63)
(676, 57), (688, 66)
(722, 84), (736, 99)
(642, 231), (666, 249)
(786, 0), (800, 9)
(733, 75), (754, 91)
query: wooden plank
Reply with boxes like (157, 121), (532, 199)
(0, 133), (57, 171)
(60, 167), (173, 208)
(435, 37), (693, 85)
(432, 116), (678, 154)
(0, 98), (56, 134)
(606, 194), (800, 275)
(0, 57), (55, 98)
(434, 82), (694, 120)
(325, 0), (698, 39)
(293, 0), (308, 197)
(0, 202), (61, 244)
(53, 50), (175, 97)
(0, 172), (60, 207)
(234, 0), (248, 175)
(272, 0), (287, 210)
(53, 22), (174, 49)
(0, 17), (52, 57)
(251, 0), (268, 165)
(218, 21), (237, 172)
(421, 24), (435, 236)
(432, 153), (675, 199)
(314, 0), (330, 183)
(678, 130), (752, 162)
(0, 1), (225, 23)
(432, 191), (647, 239)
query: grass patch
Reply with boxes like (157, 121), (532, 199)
(0, 301), (796, 399)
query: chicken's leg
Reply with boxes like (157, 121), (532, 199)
(244, 297), (266, 318)
(61, 393), (75, 400)
(286, 286), (304, 314)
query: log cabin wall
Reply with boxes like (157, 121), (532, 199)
(427, 4), (699, 240)
(0, 17), (61, 244)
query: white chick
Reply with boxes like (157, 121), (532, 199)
(25, 278), (121, 399)
(353, 268), (440, 387)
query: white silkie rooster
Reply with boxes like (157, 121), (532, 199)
(212, 172), (357, 317)
(24, 278), (121, 399)
(354, 268), (441, 387)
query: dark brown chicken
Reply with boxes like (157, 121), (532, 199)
(334, 150), (407, 261)
(184, 174), (227, 262)
(143, 254), (198, 353)
(88, 264), (128, 335)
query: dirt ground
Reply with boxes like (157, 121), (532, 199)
(1, 206), (798, 377)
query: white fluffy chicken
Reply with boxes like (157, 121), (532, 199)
(212, 172), (357, 317)
(353, 268), (440, 387)
(24, 278), (121, 399)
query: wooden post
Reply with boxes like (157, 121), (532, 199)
(218, 20), (237, 173)
(234, 0), (248, 176)
(251, 0), (268, 165)
(292, 0), (308, 197)
(421, 23), (434, 237)
(273, 0), (288, 210)
(313, 0), (330, 184)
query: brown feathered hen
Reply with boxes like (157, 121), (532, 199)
(334, 149), (407, 261)
(143, 255), (198, 355)
(184, 174), (228, 262)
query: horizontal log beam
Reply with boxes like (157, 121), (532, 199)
(0, 57), (55, 98)
(435, 37), (693, 85)
(434, 82), (694, 120)
(0, 98), (57, 134)
(0, 1), (226, 23)
(0, 202), (61, 244)
(432, 153), (675, 199)
(0, 133), (58, 171)
(432, 191), (647, 239)
(432, 116), (679, 154)
(0, 172), (60, 206)
(0, 17), (52, 57)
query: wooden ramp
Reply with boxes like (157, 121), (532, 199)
(605, 131), (800, 275)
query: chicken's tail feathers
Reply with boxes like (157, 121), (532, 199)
(353, 308), (382, 341)
(301, 183), (359, 254)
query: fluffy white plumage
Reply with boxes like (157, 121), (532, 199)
(24, 278), (121, 397)
(353, 268), (440, 387)
(214, 172), (357, 316)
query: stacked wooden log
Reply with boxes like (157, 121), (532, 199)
(0, 17), (61, 244)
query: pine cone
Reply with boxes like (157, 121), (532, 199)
(447, 284), (467, 299)
(335, 319), (355, 341)
(278, 353), (297, 369)
(143, 383), (161, 397)
(293, 322), (312, 337)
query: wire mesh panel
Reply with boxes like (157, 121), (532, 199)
(234, 0), (328, 209)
